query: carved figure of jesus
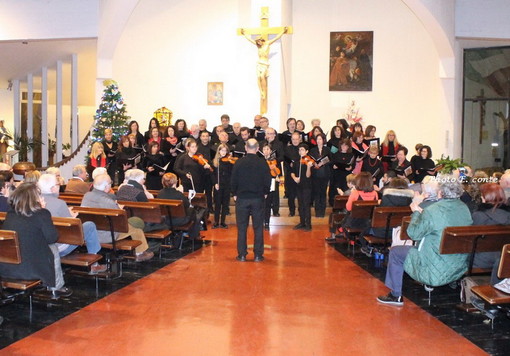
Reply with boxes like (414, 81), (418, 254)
(240, 27), (288, 101)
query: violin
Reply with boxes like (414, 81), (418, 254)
(221, 154), (238, 164)
(300, 155), (315, 166)
(192, 154), (213, 171)
(266, 159), (281, 177)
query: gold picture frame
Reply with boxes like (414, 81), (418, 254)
(207, 82), (223, 105)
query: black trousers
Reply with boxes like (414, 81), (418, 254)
(214, 186), (230, 224)
(264, 190), (276, 224)
(297, 187), (312, 226)
(286, 175), (298, 214)
(312, 176), (329, 216)
(236, 197), (265, 257)
(203, 174), (214, 211)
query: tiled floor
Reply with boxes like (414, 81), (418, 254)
(0, 224), (489, 356)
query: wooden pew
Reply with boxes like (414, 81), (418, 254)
(343, 200), (379, 253)
(439, 225), (510, 275)
(400, 215), (412, 241)
(52, 217), (103, 270)
(183, 192), (207, 209)
(149, 198), (197, 250)
(0, 230), (41, 314)
(71, 207), (140, 275)
(117, 200), (172, 257)
(333, 195), (348, 211)
(471, 244), (510, 305)
(364, 206), (412, 249)
(59, 193), (84, 206)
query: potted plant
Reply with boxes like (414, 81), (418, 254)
(435, 154), (466, 174)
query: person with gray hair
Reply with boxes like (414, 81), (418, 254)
(81, 174), (153, 262)
(38, 174), (106, 274)
(499, 172), (510, 201)
(46, 166), (66, 187)
(377, 175), (472, 306)
(116, 169), (148, 202)
(65, 164), (90, 194)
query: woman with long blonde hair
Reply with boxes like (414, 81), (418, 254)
(87, 141), (107, 177)
(380, 130), (400, 172)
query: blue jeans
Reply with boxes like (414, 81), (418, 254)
(59, 221), (102, 256)
(384, 245), (412, 297)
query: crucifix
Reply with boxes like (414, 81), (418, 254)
(238, 7), (293, 114)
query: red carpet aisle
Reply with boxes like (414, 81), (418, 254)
(1, 225), (486, 356)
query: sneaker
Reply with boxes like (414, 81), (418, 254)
(293, 223), (304, 230)
(51, 287), (73, 299)
(135, 251), (154, 262)
(361, 246), (373, 258)
(212, 223), (220, 229)
(220, 223), (228, 229)
(89, 263), (108, 274)
(376, 292), (404, 306)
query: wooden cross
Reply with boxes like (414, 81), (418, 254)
(237, 7), (293, 114)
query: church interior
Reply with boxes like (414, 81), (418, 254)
(1, 0), (510, 355)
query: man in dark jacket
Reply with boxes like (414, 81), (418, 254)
(231, 138), (272, 262)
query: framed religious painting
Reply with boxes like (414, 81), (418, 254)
(207, 82), (223, 105)
(329, 31), (373, 91)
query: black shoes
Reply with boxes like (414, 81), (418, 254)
(212, 223), (220, 229)
(220, 223), (228, 229)
(51, 287), (73, 299)
(302, 225), (312, 231)
(289, 212), (295, 217)
(264, 224), (270, 231)
(236, 255), (247, 262)
(293, 223), (304, 230)
(376, 292), (404, 306)
(273, 212), (280, 217)
(254, 256), (264, 262)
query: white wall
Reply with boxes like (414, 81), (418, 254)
(456, 0), (510, 39)
(290, 0), (447, 158)
(0, 0), (99, 40)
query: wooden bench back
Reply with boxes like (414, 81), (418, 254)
(333, 195), (348, 211)
(59, 193), (84, 206)
(72, 207), (130, 233)
(149, 199), (187, 219)
(371, 206), (412, 229)
(0, 230), (21, 264)
(400, 215), (412, 240)
(439, 225), (510, 254)
(52, 217), (85, 245)
(183, 192), (207, 209)
(350, 200), (379, 219)
(498, 244), (510, 279)
(117, 200), (164, 224)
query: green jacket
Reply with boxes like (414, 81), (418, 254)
(404, 199), (473, 287)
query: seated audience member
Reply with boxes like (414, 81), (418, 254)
(338, 173), (356, 196)
(414, 175), (440, 209)
(46, 166), (66, 190)
(81, 174), (154, 262)
(471, 183), (510, 286)
(459, 169), (487, 212)
(158, 173), (201, 240)
(377, 177), (472, 306)
(24, 170), (41, 183)
(0, 170), (14, 197)
(0, 178), (10, 212)
(116, 169), (149, 202)
(492, 171), (503, 182)
(65, 164), (90, 194)
(0, 183), (72, 299)
(499, 172), (510, 202)
(92, 167), (107, 180)
(37, 174), (107, 274)
(341, 172), (379, 232)
(359, 178), (414, 256)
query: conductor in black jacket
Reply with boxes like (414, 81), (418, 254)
(231, 138), (272, 262)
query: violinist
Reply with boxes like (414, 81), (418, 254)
(329, 138), (353, 206)
(197, 130), (215, 213)
(174, 138), (209, 193)
(262, 144), (281, 230)
(211, 144), (235, 229)
(310, 133), (330, 218)
(261, 127), (284, 217)
(291, 143), (314, 231)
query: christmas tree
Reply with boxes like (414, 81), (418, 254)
(91, 79), (130, 143)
